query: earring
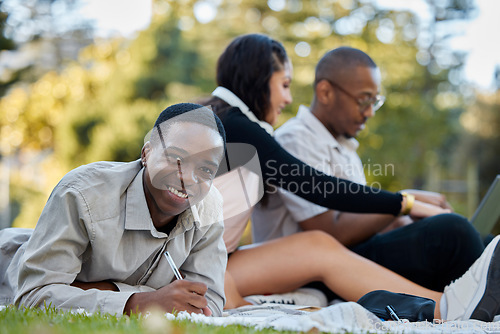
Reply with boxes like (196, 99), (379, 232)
(142, 159), (146, 167)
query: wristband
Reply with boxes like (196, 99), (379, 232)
(400, 192), (415, 216)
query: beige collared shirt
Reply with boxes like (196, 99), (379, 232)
(252, 105), (366, 242)
(0, 160), (226, 315)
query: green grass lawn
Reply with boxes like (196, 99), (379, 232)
(0, 305), (308, 334)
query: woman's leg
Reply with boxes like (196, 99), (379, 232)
(226, 230), (442, 317)
(224, 270), (251, 309)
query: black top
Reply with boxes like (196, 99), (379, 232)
(219, 107), (402, 216)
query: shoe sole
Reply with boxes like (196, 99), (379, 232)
(470, 238), (500, 322)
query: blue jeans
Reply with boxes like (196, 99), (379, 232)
(307, 213), (484, 299)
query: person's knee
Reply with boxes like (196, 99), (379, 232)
(428, 213), (483, 254)
(425, 213), (469, 234)
(434, 213), (478, 237)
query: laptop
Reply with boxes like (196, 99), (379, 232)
(471, 175), (500, 235)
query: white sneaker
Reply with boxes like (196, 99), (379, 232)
(244, 288), (328, 307)
(441, 235), (500, 321)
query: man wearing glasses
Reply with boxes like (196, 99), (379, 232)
(252, 47), (484, 298)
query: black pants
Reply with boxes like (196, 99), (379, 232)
(307, 213), (485, 300)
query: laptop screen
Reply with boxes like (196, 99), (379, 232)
(471, 175), (500, 235)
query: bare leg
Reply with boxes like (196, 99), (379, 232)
(227, 230), (442, 318)
(224, 271), (251, 309)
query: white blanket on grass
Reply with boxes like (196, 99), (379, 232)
(167, 303), (500, 334)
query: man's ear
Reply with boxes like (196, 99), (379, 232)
(315, 80), (334, 105)
(141, 142), (151, 165)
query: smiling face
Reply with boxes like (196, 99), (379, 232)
(264, 61), (293, 126)
(142, 122), (224, 228)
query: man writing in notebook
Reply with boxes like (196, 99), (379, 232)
(252, 47), (484, 293)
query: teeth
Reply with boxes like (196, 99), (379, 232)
(167, 186), (188, 198)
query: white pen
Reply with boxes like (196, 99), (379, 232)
(165, 250), (204, 314)
(164, 251), (183, 280)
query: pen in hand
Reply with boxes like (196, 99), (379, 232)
(164, 250), (208, 315)
(164, 251), (183, 280)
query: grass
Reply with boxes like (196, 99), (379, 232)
(0, 305), (312, 334)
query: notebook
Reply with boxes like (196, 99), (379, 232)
(471, 175), (500, 235)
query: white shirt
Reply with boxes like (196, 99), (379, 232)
(211, 87), (265, 252)
(252, 105), (366, 242)
(212, 86), (274, 135)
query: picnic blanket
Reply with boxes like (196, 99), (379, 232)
(166, 302), (500, 334)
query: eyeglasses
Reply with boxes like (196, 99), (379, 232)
(325, 79), (385, 113)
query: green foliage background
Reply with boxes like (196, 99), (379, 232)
(1, 0), (499, 229)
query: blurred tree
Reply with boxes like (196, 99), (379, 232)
(0, 9), (14, 50)
(0, 0), (94, 83)
(0, 8), (17, 96)
(457, 90), (500, 193)
(0, 8), (17, 229)
(133, 9), (202, 101)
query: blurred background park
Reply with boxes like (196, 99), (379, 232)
(0, 0), (498, 232)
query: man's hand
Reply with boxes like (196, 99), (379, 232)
(124, 280), (212, 316)
(402, 189), (453, 210)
